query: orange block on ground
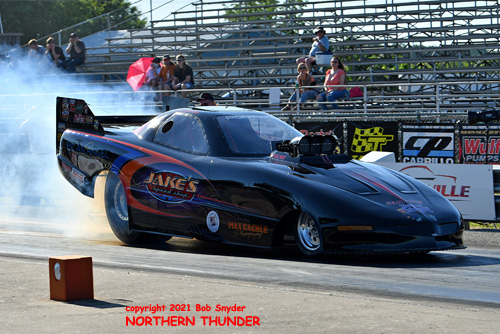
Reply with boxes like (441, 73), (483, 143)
(49, 255), (94, 301)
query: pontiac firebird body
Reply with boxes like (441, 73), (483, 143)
(56, 97), (465, 256)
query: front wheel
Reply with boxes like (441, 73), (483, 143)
(295, 212), (322, 257)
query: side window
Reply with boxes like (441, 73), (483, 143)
(153, 113), (208, 154)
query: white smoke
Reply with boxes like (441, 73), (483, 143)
(0, 44), (158, 240)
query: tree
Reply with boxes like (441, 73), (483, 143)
(0, 0), (146, 45)
(224, 0), (307, 23)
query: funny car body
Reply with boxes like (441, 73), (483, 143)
(55, 97), (465, 256)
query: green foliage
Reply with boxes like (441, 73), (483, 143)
(469, 222), (499, 229)
(224, 0), (307, 23)
(0, 0), (146, 45)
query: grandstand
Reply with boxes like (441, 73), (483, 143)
(78, 0), (500, 112)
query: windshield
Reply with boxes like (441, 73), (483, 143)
(217, 114), (302, 155)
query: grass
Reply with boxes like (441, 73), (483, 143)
(468, 222), (499, 229)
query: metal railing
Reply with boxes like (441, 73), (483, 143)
(1, 79), (497, 123)
(160, 81), (499, 117)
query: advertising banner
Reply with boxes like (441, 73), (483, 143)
(459, 125), (500, 164)
(374, 162), (495, 221)
(347, 122), (398, 160)
(401, 124), (455, 164)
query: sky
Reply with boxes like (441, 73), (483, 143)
(135, 0), (193, 23)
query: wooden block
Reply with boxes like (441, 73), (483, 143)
(49, 255), (94, 301)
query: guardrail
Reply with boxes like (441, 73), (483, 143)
(157, 80), (499, 118)
(1, 80), (495, 122)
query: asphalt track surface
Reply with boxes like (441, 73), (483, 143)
(1, 208), (500, 333)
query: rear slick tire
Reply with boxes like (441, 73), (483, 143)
(295, 212), (322, 257)
(104, 172), (140, 244)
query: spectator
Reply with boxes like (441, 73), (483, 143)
(27, 39), (45, 61)
(61, 32), (86, 73)
(316, 57), (348, 110)
(172, 55), (194, 97)
(296, 26), (330, 73)
(158, 55), (176, 96)
(45, 37), (66, 67)
(197, 92), (216, 106)
(282, 63), (319, 111)
(145, 57), (162, 88)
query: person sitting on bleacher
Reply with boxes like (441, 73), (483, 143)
(282, 64), (319, 111)
(172, 55), (194, 98)
(145, 57), (162, 88)
(45, 37), (66, 67)
(296, 26), (330, 74)
(316, 57), (348, 110)
(61, 33), (86, 73)
(28, 39), (46, 61)
(158, 55), (176, 96)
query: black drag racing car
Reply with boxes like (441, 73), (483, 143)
(56, 97), (465, 256)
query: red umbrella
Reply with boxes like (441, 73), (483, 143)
(126, 57), (154, 91)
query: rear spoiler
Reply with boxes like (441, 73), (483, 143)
(56, 96), (156, 153)
(56, 97), (104, 153)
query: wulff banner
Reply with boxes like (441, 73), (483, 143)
(459, 125), (500, 164)
(294, 121), (344, 153)
(347, 122), (398, 160)
(401, 124), (455, 164)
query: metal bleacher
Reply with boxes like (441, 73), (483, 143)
(79, 0), (500, 111)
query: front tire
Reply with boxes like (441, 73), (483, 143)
(295, 212), (322, 257)
(104, 172), (140, 244)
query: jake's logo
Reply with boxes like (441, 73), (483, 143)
(144, 171), (199, 203)
(351, 127), (393, 153)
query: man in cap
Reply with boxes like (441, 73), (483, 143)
(158, 55), (176, 96)
(61, 32), (86, 72)
(296, 26), (330, 73)
(197, 92), (216, 106)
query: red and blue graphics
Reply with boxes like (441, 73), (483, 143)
(130, 165), (205, 211)
(143, 170), (199, 203)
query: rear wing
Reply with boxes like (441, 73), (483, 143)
(56, 96), (156, 153)
(56, 97), (104, 153)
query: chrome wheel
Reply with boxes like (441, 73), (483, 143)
(295, 212), (321, 256)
